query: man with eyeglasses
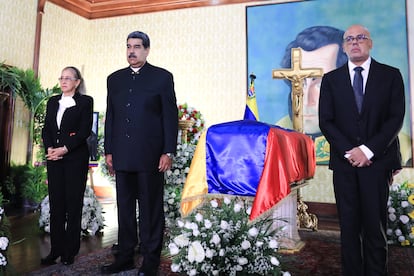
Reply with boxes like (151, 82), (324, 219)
(319, 24), (405, 275)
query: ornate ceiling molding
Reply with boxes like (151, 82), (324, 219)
(47, 0), (259, 19)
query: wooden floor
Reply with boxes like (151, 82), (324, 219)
(7, 185), (119, 275)
(6, 185), (339, 275)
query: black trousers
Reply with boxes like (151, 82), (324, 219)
(47, 157), (88, 259)
(115, 170), (165, 269)
(333, 168), (391, 276)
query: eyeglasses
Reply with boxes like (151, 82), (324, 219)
(58, 77), (78, 81)
(343, 34), (370, 44)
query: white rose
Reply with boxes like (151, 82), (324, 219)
(238, 257), (248, 265)
(224, 197), (231, 205)
(399, 215), (409, 224)
(389, 213), (396, 222)
(241, 240), (251, 250)
(248, 227), (258, 237)
(401, 201), (409, 208)
(195, 213), (203, 222)
(233, 203), (242, 213)
(271, 256), (280, 266)
(388, 207), (396, 213)
(177, 220), (185, 228)
(255, 241), (264, 247)
(205, 248), (214, 258)
(0, 237), (9, 250)
(220, 220), (229, 230)
(204, 219), (212, 229)
(168, 243), (180, 255)
(193, 229), (200, 236)
(210, 233), (221, 245)
(269, 239), (279, 249)
(171, 263), (181, 272)
(210, 200), (218, 208)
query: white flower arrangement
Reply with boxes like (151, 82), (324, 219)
(39, 185), (105, 235)
(164, 143), (196, 227)
(166, 197), (291, 276)
(164, 103), (205, 228)
(0, 206), (9, 269)
(387, 181), (414, 246)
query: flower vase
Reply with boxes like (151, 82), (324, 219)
(178, 120), (195, 144)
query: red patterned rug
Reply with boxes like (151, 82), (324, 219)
(282, 230), (414, 276)
(26, 230), (414, 276)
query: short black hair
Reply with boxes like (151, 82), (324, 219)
(127, 31), (150, 48)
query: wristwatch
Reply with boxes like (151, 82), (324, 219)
(166, 153), (174, 159)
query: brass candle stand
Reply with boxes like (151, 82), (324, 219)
(178, 119), (195, 144)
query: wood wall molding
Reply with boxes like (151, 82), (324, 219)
(47, 0), (260, 19)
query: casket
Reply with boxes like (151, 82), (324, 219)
(180, 120), (316, 222)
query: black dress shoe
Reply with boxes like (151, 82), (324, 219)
(61, 256), (74, 265)
(40, 254), (58, 265)
(138, 267), (158, 276)
(101, 259), (135, 274)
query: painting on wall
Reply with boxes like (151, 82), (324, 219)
(246, 0), (412, 166)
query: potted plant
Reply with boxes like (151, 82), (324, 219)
(10, 68), (59, 164)
(0, 62), (21, 94)
(20, 164), (48, 208)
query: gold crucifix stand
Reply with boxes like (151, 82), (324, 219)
(273, 48), (323, 133)
(272, 48), (322, 231)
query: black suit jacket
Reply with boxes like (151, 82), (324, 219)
(319, 59), (405, 171)
(104, 63), (178, 171)
(42, 93), (94, 161)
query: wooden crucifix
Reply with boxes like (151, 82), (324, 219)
(272, 48), (323, 133)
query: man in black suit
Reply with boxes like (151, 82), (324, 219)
(319, 24), (405, 275)
(101, 31), (178, 275)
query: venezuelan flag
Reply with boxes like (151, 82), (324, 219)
(243, 74), (259, 121)
(180, 120), (316, 222)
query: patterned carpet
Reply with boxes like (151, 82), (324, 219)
(26, 230), (414, 276)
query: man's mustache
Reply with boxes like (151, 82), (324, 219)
(128, 54), (137, 58)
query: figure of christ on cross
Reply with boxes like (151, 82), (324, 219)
(272, 48), (323, 133)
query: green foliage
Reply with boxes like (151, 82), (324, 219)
(21, 164), (48, 204)
(1, 163), (48, 206)
(0, 164), (28, 204)
(10, 68), (42, 112)
(0, 62), (21, 93)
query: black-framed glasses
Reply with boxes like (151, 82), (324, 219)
(58, 77), (77, 81)
(343, 34), (370, 44)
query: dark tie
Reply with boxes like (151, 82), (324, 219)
(353, 66), (364, 113)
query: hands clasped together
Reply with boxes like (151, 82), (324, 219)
(46, 146), (68, 161)
(345, 147), (372, 168)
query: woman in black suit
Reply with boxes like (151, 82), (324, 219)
(41, 66), (93, 266)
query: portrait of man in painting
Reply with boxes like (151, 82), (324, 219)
(246, 0), (412, 166)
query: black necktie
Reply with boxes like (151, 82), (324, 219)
(353, 66), (364, 113)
